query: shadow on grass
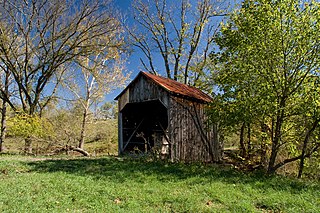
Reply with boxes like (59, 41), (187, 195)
(26, 156), (319, 193)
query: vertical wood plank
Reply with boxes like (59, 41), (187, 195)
(118, 112), (123, 155)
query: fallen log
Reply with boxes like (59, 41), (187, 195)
(68, 146), (90, 157)
(52, 145), (90, 156)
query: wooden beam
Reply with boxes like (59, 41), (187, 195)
(122, 118), (145, 152)
(118, 112), (123, 155)
(158, 121), (171, 145)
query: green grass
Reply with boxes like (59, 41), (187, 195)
(0, 155), (319, 212)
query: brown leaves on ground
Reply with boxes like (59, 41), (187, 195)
(114, 198), (121, 204)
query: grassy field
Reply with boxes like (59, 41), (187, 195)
(0, 155), (319, 213)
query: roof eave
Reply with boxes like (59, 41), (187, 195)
(115, 71), (213, 103)
(114, 72), (145, 100)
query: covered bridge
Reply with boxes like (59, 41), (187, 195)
(115, 71), (222, 162)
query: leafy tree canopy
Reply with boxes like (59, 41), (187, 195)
(210, 0), (320, 174)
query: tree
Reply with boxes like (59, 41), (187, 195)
(129, 0), (227, 86)
(100, 101), (118, 120)
(0, 21), (16, 152)
(0, 0), (124, 153)
(212, 0), (320, 174)
(0, 66), (11, 152)
(65, 50), (128, 150)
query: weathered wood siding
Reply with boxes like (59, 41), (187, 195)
(118, 89), (129, 112)
(118, 75), (169, 112)
(168, 97), (222, 162)
(117, 73), (222, 162)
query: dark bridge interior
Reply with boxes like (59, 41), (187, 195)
(121, 100), (168, 153)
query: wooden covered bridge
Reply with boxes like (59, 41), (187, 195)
(115, 72), (222, 162)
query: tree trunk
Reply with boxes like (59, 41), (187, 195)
(239, 122), (246, 157)
(268, 112), (284, 174)
(24, 137), (33, 154)
(267, 121), (280, 174)
(247, 123), (251, 157)
(68, 145), (90, 156)
(260, 123), (268, 168)
(298, 119), (319, 178)
(0, 99), (7, 152)
(79, 108), (88, 149)
(0, 71), (10, 152)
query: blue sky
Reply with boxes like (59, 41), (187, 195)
(108, 0), (199, 101)
(106, 0), (232, 101)
(107, 0), (173, 101)
(105, 0), (140, 101)
(115, 0), (132, 11)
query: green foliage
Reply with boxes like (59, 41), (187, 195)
(304, 151), (320, 179)
(212, 0), (320, 122)
(3, 109), (118, 155)
(210, 0), (320, 174)
(7, 114), (53, 138)
(100, 101), (118, 119)
(0, 156), (319, 212)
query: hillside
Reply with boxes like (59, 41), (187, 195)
(0, 155), (318, 212)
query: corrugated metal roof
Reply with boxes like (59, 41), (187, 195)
(141, 72), (212, 103)
(115, 71), (213, 103)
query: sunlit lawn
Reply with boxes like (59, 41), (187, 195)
(0, 155), (319, 212)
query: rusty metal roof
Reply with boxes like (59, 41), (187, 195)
(115, 71), (213, 103)
(141, 72), (212, 103)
